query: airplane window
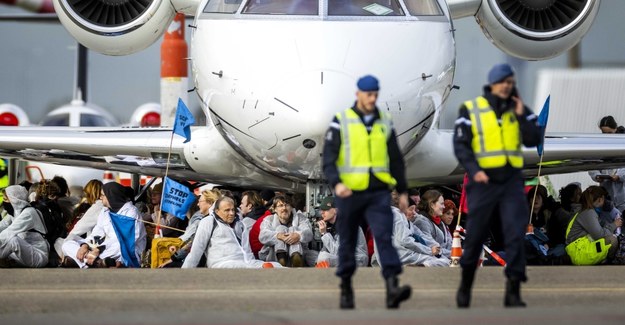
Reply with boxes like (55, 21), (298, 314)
(328, 0), (404, 16)
(40, 114), (70, 126)
(203, 0), (243, 13)
(80, 114), (116, 127)
(243, 0), (319, 15)
(403, 0), (442, 16)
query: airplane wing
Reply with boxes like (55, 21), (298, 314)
(0, 126), (303, 191)
(403, 130), (625, 186)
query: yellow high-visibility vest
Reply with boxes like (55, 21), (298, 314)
(0, 159), (7, 204)
(336, 108), (397, 191)
(465, 96), (523, 169)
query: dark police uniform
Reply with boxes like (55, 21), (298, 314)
(453, 79), (541, 307)
(322, 75), (410, 309)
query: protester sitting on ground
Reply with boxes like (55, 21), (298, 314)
(565, 186), (622, 265)
(51, 176), (76, 226)
(0, 185), (49, 268)
(316, 196), (368, 267)
(527, 186), (549, 231)
(373, 191), (448, 267)
(147, 182), (186, 238)
(414, 190), (452, 260)
(160, 188), (221, 267)
(240, 191), (268, 230)
(55, 179), (104, 259)
(549, 183), (581, 248)
(249, 191), (276, 258)
(61, 182), (146, 268)
(182, 197), (281, 268)
(259, 195), (313, 267)
(441, 200), (457, 236)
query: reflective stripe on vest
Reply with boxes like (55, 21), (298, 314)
(336, 108), (396, 191)
(465, 96), (523, 169)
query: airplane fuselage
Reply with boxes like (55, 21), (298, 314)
(190, 3), (456, 183)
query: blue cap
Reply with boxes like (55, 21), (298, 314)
(487, 63), (515, 84)
(357, 75), (380, 92)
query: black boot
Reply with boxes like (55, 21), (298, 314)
(340, 277), (354, 309)
(276, 252), (288, 267)
(385, 276), (412, 309)
(456, 267), (476, 308)
(504, 278), (527, 307)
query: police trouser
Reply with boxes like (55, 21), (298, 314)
(336, 189), (402, 279)
(460, 173), (528, 281)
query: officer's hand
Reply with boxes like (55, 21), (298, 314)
(399, 193), (409, 214)
(335, 183), (352, 198)
(512, 95), (524, 116)
(318, 220), (327, 235)
(473, 171), (489, 184)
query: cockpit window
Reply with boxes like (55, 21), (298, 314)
(80, 114), (115, 127)
(242, 0), (319, 15)
(404, 0), (443, 16)
(203, 0), (243, 14)
(41, 114), (70, 126)
(328, 0), (404, 16)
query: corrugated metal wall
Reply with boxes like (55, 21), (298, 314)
(533, 69), (625, 196)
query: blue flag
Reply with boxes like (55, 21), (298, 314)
(161, 177), (195, 220)
(109, 213), (140, 268)
(173, 98), (195, 143)
(536, 95), (550, 157)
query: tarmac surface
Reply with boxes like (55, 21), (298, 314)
(1, 266), (624, 324)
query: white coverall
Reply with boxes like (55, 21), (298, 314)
(258, 210), (313, 264)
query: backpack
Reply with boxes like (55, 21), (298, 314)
(31, 200), (68, 267)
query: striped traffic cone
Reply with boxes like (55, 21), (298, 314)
(450, 231), (463, 267)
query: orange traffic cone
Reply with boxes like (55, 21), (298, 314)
(315, 260), (330, 268)
(450, 231), (462, 267)
(103, 171), (115, 184)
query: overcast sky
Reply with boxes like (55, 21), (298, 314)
(1, 2), (624, 126)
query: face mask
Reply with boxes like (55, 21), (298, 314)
(2, 201), (14, 216)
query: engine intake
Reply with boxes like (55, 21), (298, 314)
(476, 0), (600, 60)
(54, 0), (175, 55)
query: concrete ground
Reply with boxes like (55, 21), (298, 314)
(1, 266), (624, 324)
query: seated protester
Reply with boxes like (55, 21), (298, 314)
(160, 189), (221, 267)
(373, 191), (448, 267)
(240, 190), (270, 231)
(51, 176), (76, 226)
(54, 179), (104, 259)
(316, 196), (368, 267)
(441, 200), (457, 236)
(148, 183), (186, 238)
(549, 183), (581, 248)
(182, 197), (280, 268)
(527, 186), (549, 231)
(0, 185), (49, 268)
(413, 190), (452, 260)
(61, 182), (147, 268)
(565, 186), (622, 265)
(259, 195), (313, 267)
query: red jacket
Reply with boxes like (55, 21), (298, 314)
(249, 210), (272, 258)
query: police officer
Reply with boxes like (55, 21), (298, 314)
(453, 64), (541, 308)
(323, 75), (411, 309)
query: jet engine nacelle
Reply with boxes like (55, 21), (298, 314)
(53, 0), (176, 55)
(476, 0), (600, 60)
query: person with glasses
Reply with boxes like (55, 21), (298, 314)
(259, 195), (312, 267)
(453, 63), (541, 308)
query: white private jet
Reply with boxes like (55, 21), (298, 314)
(2, 0), (625, 204)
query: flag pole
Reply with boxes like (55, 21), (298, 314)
(528, 155), (544, 225)
(155, 119), (176, 237)
(528, 95), (550, 231)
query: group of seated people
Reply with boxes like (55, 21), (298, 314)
(1, 172), (624, 268)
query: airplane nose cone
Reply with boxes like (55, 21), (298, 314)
(272, 70), (356, 144)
